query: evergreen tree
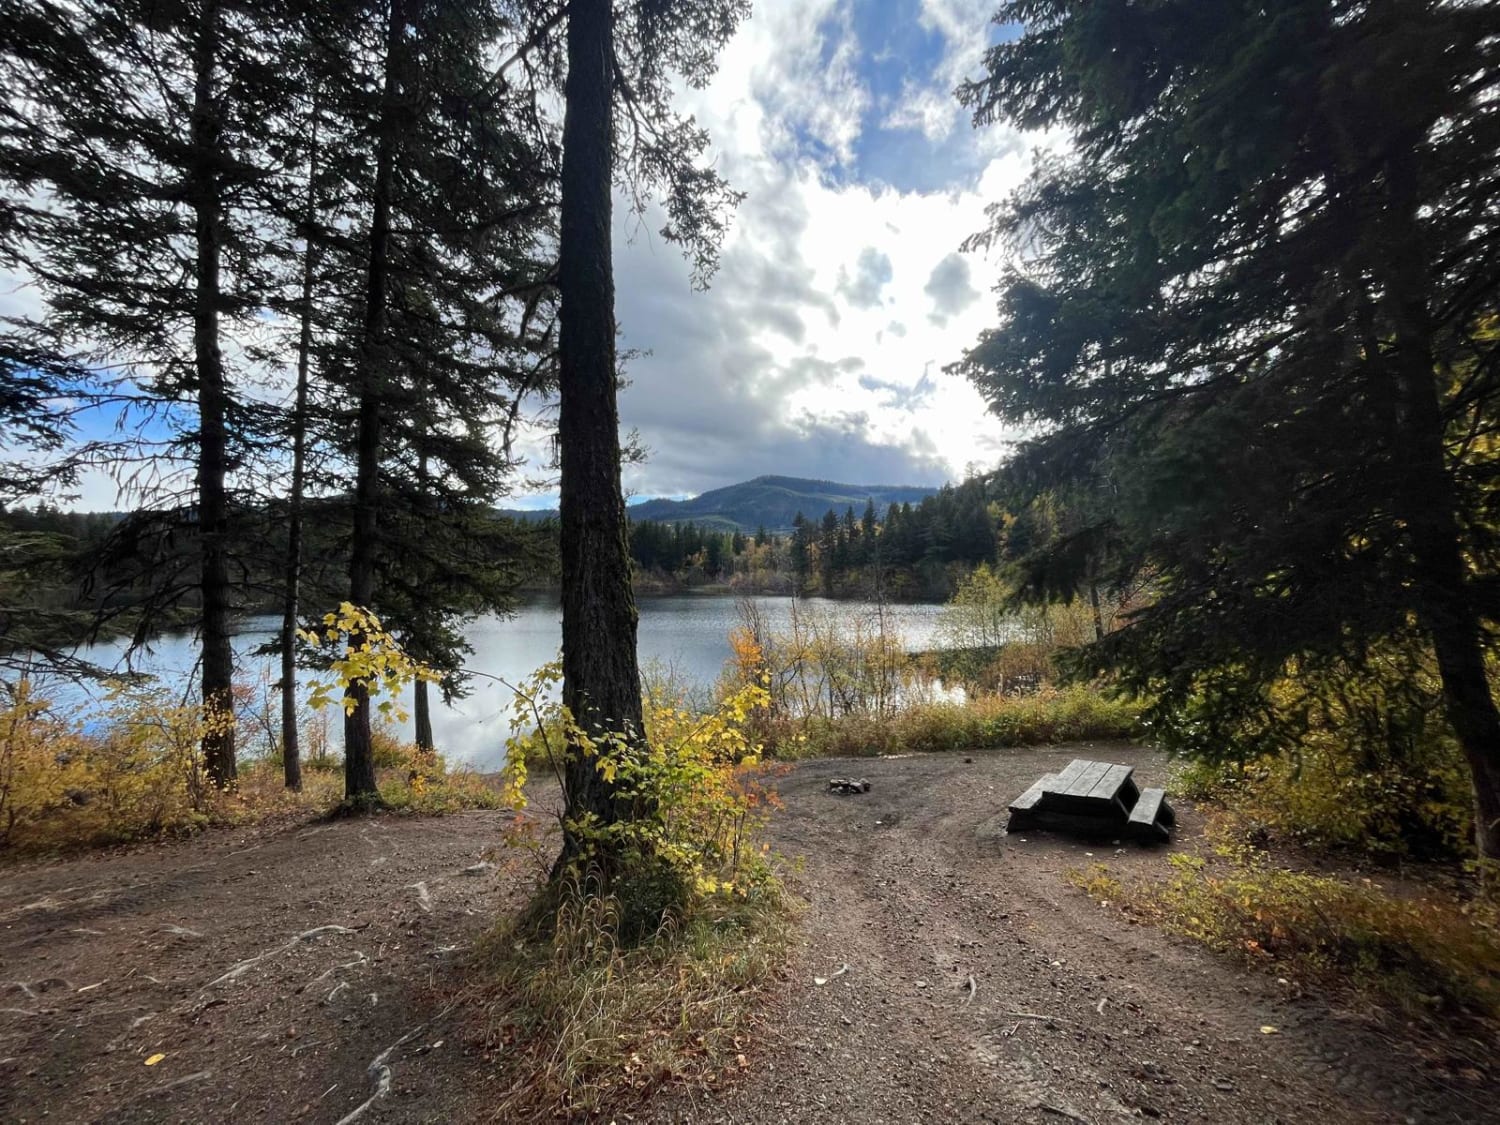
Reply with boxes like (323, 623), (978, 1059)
(539, 0), (748, 893)
(325, 0), (559, 804)
(0, 0), (301, 784)
(953, 1), (1500, 854)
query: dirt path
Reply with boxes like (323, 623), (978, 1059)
(3, 744), (1495, 1124)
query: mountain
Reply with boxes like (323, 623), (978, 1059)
(497, 475), (942, 533)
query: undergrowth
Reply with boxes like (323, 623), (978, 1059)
(1069, 846), (1500, 1027)
(766, 685), (1141, 759)
(0, 679), (500, 855)
(482, 662), (795, 1115)
(1172, 750), (1472, 862)
(472, 875), (792, 1116)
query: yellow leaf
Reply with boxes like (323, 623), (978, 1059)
(145, 1053), (166, 1066)
(1259, 1025), (1278, 1035)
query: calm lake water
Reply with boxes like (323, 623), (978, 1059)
(38, 595), (949, 769)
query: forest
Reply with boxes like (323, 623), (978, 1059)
(2, 1), (1499, 1121)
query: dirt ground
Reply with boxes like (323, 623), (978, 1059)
(2, 742), (1495, 1124)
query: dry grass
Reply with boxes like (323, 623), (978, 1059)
(470, 877), (794, 1117)
(1069, 844), (1500, 1028)
(769, 685), (1141, 759)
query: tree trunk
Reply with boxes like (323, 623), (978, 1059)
(414, 677), (434, 755)
(343, 0), (401, 807)
(554, 0), (647, 875)
(1088, 579), (1105, 643)
(1379, 155), (1500, 859)
(192, 0), (236, 788)
(279, 93), (322, 794)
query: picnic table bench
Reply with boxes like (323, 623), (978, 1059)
(1008, 758), (1174, 842)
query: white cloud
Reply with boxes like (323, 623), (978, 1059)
(560, 0), (1042, 505)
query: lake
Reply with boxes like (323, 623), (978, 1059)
(37, 595), (950, 769)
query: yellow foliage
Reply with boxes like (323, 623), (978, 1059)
(500, 661), (783, 910)
(0, 679), (229, 850)
(299, 602), (439, 721)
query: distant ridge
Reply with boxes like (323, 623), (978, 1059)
(497, 474), (942, 533)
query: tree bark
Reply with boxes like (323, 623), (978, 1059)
(192, 0), (236, 788)
(279, 92), (322, 794)
(413, 677), (434, 755)
(343, 0), (401, 807)
(1379, 154), (1500, 859)
(554, 0), (647, 874)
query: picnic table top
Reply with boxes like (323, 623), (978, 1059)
(1049, 758), (1135, 802)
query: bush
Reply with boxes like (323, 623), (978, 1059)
(0, 680), (231, 850)
(501, 663), (785, 932)
(0, 678), (496, 855)
(1172, 733), (1473, 862)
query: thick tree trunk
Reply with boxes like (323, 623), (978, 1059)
(344, 0), (401, 807)
(280, 95), (321, 794)
(192, 0), (236, 788)
(1379, 156), (1500, 859)
(555, 0), (647, 874)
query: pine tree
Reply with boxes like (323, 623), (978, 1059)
(319, 0), (560, 805)
(0, 0), (303, 785)
(536, 0), (747, 896)
(953, 1), (1500, 854)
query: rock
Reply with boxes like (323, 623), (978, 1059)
(827, 778), (871, 795)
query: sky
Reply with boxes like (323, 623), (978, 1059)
(529, 0), (1036, 505)
(8, 0), (1038, 511)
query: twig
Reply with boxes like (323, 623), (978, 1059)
(1007, 1010), (1073, 1024)
(144, 1070), (214, 1097)
(965, 976), (977, 1003)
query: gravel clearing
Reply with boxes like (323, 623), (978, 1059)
(2, 742), (1494, 1123)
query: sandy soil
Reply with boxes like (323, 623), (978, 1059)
(2, 743), (1495, 1124)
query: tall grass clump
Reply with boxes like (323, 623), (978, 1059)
(474, 873), (790, 1116)
(771, 686), (1141, 759)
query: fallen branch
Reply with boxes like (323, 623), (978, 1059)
(205, 925), (356, 988)
(813, 963), (850, 986)
(144, 1070), (214, 1097)
(300, 954), (369, 994)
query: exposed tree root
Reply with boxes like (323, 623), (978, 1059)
(332, 1006), (451, 1125)
(205, 925), (356, 988)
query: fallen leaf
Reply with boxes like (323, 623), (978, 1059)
(1259, 1026), (1278, 1035)
(145, 1053), (166, 1066)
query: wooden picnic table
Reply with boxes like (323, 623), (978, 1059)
(1007, 758), (1174, 842)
